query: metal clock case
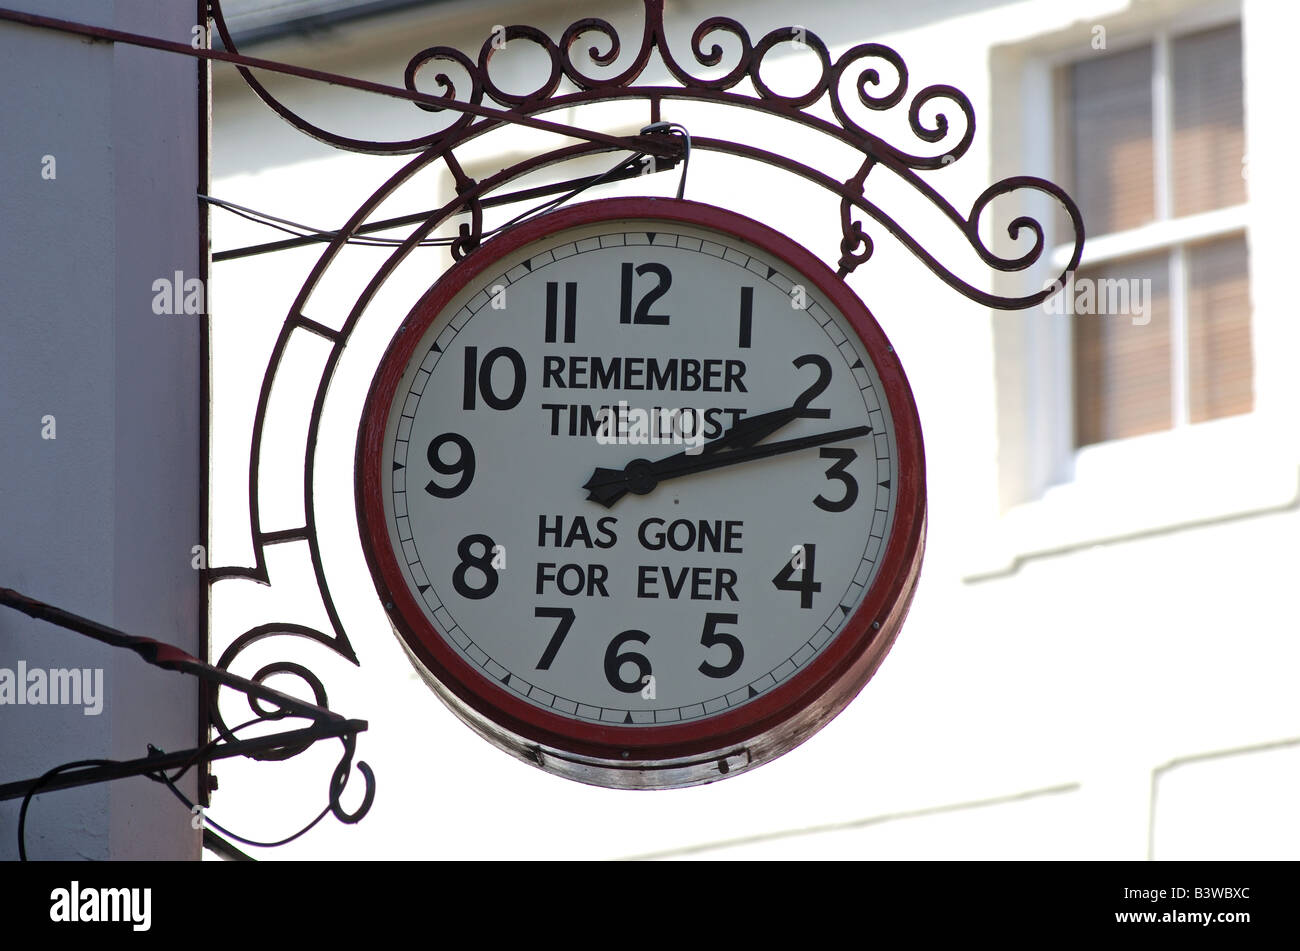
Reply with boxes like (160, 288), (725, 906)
(357, 197), (925, 789)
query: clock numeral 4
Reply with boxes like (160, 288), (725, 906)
(424, 432), (475, 498)
(619, 262), (672, 325)
(772, 543), (822, 609)
(452, 533), (500, 599)
(463, 345), (526, 411)
(813, 447), (859, 512)
(544, 281), (577, 344)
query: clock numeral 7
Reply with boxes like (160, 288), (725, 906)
(533, 607), (575, 670)
(772, 543), (822, 609)
(619, 262), (671, 325)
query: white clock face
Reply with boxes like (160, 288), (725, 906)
(371, 207), (902, 734)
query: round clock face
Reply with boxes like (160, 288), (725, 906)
(358, 198), (925, 788)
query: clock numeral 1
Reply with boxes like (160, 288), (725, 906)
(772, 543), (822, 609)
(533, 607), (575, 671)
(698, 612), (744, 679)
(452, 533), (500, 600)
(738, 286), (753, 348)
(619, 262), (671, 325)
(463, 345), (526, 411)
(605, 629), (652, 693)
(813, 447), (859, 512)
(544, 281), (577, 343)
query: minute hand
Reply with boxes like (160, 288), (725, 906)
(584, 425), (871, 505)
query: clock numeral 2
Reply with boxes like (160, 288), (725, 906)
(772, 544), (822, 609)
(544, 281), (576, 343)
(463, 345), (526, 411)
(792, 353), (832, 419)
(619, 262), (671, 325)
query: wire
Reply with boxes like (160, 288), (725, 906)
(201, 122), (692, 256)
(18, 759), (115, 861)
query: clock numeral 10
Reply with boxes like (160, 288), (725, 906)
(619, 262), (672, 325)
(544, 281), (577, 343)
(463, 345), (526, 411)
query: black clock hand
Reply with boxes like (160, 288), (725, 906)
(584, 425), (871, 507)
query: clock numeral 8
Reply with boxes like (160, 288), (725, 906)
(452, 533), (499, 600)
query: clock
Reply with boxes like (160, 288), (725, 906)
(357, 197), (925, 789)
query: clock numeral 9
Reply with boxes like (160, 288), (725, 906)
(424, 432), (475, 498)
(463, 345), (526, 411)
(452, 533), (499, 600)
(619, 262), (672, 325)
(772, 543), (822, 609)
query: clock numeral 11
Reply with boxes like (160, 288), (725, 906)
(544, 281), (576, 343)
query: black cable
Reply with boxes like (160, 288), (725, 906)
(18, 759), (115, 861)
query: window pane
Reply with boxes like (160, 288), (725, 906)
(1187, 235), (1252, 422)
(1064, 44), (1155, 235)
(1073, 253), (1171, 447)
(1172, 24), (1245, 217)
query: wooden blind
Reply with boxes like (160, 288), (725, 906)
(1172, 24), (1246, 217)
(1073, 252), (1171, 448)
(1064, 44), (1154, 236)
(1187, 235), (1252, 422)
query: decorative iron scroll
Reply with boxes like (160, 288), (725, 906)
(200, 0), (1083, 828)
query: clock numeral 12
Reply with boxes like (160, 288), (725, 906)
(619, 262), (672, 325)
(544, 281), (577, 343)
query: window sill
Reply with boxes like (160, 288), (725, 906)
(964, 413), (1300, 580)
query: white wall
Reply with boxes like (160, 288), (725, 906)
(205, 0), (1300, 858)
(0, 0), (202, 860)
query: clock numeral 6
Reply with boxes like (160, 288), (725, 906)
(452, 533), (500, 600)
(619, 262), (672, 325)
(605, 629), (652, 693)
(463, 345), (526, 411)
(772, 543), (822, 609)
(424, 432), (475, 498)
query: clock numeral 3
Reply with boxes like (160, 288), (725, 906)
(813, 447), (859, 512)
(619, 262), (671, 325)
(698, 612), (744, 679)
(424, 432), (475, 498)
(544, 281), (577, 344)
(772, 543), (822, 609)
(605, 629), (652, 693)
(463, 345), (526, 411)
(452, 533), (500, 599)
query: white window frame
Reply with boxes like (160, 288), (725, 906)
(970, 0), (1297, 579)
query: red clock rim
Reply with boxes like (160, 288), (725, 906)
(356, 196), (926, 765)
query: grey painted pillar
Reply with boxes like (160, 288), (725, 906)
(0, 0), (203, 859)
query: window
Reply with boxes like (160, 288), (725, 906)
(1057, 22), (1251, 448)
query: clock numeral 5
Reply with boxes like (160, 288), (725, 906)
(424, 432), (475, 498)
(698, 612), (743, 679)
(772, 543), (821, 609)
(619, 262), (671, 325)
(463, 345), (526, 411)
